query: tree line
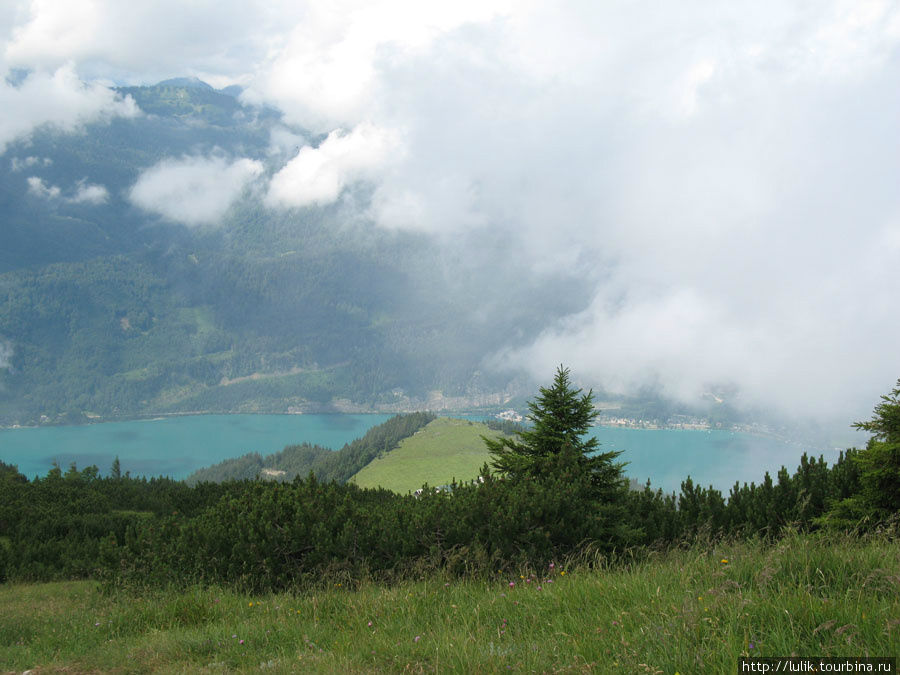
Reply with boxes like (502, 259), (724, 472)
(1, 370), (897, 591)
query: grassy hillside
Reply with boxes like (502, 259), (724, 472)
(2, 532), (897, 672)
(350, 417), (500, 493)
(185, 412), (434, 484)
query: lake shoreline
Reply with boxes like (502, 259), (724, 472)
(2, 412), (837, 493)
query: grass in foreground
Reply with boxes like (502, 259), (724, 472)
(350, 417), (500, 493)
(1, 531), (898, 673)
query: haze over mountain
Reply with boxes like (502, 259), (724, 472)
(1, 1), (899, 432)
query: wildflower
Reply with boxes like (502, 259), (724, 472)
(720, 558), (729, 564)
(537, 586), (542, 591)
(368, 621), (373, 627)
(249, 602), (253, 607)
(94, 622), (100, 627)
(232, 634), (237, 638)
(240, 639), (245, 645)
(414, 635), (421, 643)
(560, 571), (566, 576)
(749, 643), (754, 649)
(509, 581), (515, 588)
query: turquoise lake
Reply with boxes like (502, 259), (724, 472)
(0, 414), (392, 481)
(586, 427), (842, 494)
(0, 414), (848, 493)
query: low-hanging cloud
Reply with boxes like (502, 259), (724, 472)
(3, 0), (900, 425)
(26, 176), (110, 205)
(26, 176), (61, 199)
(0, 64), (138, 155)
(266, 123), (397, 208)
(10, 156), (52, 171)
(130, 155), (263, 226)
(70, 181), (109, 205)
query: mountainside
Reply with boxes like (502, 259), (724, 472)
(0, 79), (593, 426)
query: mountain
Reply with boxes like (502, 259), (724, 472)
(0, 79), (591, 426)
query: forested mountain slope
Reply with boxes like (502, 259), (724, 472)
(0, 80), (590, 425)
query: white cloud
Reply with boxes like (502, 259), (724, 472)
(10, 155), (51, 171)
(266, 123), (397, 208)
(129, 155), (263, 226)
(25, 175), (110, 205)
(0, 63), (138, 155)
(3, 0), (290, 85)
(267, 125), (307, 157)
(70, 181), (108, 204)
(26, 175), (60, 199)
(3, 0), (900, 423)
(244, 0), (514, 130)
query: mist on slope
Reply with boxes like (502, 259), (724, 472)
(2, 1), (899, 432)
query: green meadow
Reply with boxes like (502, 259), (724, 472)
(2, 531), (897, 673)
(349, 418), (500, 493)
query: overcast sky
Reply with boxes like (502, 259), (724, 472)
(3, 0), (899, 424)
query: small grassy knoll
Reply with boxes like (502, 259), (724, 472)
(1, 531), (897, 673)
(350, 417), (500, 493)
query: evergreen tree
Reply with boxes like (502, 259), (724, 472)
(819, 378), (900, 527)
(851, 378), (900, 515)
(484, 366), (627, 501)
(110, 456), (121, 480)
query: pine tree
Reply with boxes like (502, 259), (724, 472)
(819, 378), (900, 528)
(484, 366), (627, 501)
(851, 378), (900, 515)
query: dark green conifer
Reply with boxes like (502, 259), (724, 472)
(851, 379), (900, 515)
(484, 365), (626, 501)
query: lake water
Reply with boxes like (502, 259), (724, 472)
(586, 426), (843, 494)
(0, 414), (848, 492)
(0, 414), (391, 481)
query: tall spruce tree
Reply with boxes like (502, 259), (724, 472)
(820, 378), (900, 528)
(484, 366), (627, 502)
(852, 378), (900, 515)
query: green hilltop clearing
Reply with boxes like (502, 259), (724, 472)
(349, 417), (501, 493)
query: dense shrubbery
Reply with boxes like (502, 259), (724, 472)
(0, 444), (874, 590)
(1, 377), (897, 592)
